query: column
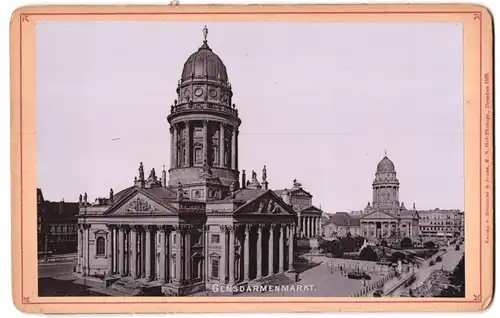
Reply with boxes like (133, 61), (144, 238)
(219, 122), (225, 167)
(145, 226), (152, 280)
(304, 216), (311, 237)
(184, 121), (191, 166)
(118, 226), (125, 276)
(288, 225), (294, 271)
(311, 216), (316, 237)
(82, 225), (88, 275)
(159, 227), (166, 282)
(173, 124), (178, 167)
(316, 217), (320, 236)
(297, 217), (301, 237)
(130, 227), (137, 279)
(231, 126), (237, 170)
(244, 225), (250, 281)
(279, 225), (284, 273)
(166, 227), (171, 282)
(170, 127), (174, 168)
(203, 120), (208, 164)
(319, 217), (323, 236)
(203, 225), (209, 282)
(256, 225), (263, 279)
(184, 226), (191, 281)
(176, 227), (183, 283)
(228, 226), (235, 284)
(77, 226), (82, 272)
(170, 229), (176, 282)
(268, 225), (274, 276)
(106, 225), (113, 275)
(219, 226), (226, 283)
(113, 227), (118, 274)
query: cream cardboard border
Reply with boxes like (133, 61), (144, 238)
(10, 4), (493, 313)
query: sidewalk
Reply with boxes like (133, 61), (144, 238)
(38, 253), (77, 263)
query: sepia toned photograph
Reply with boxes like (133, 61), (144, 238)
(35, 19), (466, 298)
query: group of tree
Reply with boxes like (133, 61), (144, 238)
(439, 255), (465, 297)
(358, 246), (378, 262)
(319, 234), (366, 257)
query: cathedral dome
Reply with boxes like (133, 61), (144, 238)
(181, 35), (228, 82)
(377, 156), (395, 173)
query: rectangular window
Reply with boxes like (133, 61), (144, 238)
(173, 234), (176, 244)
(211, 234), (220, 244)
(211, 259), (219, 278)
(195, 148), (203, 164)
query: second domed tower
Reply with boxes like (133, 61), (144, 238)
(167, 26), (241, 194)
(372, 154), (400, 211)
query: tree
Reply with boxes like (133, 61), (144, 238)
(359, 246), (379, 262)
(391, 251), (406, 262)
(400, 237), (413, 248)
(380, 240), (388, 247)
(424, 241), (436, 249)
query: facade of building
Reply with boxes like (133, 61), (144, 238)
(275, 180), (323, 238)
(323, 212), (360, 238)
(322, 155), (420, 245)
(37, 188), (79, 257)
(76, 28), (300, 296)
(418, 209), (464, 241)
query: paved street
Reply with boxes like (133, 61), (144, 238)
(237, 256), (383, 297)
(38, 260), (109, 296)
(392, 245), (464, 296)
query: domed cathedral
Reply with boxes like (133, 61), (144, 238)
(360, 153), (420, 245)
(167, 25), (240, 194)
(76, 27), (298, 296)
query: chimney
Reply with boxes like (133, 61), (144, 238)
(241, 170), (246, 189)
(162, 165), (167, 188)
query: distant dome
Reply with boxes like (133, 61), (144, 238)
(377, 156), (395, 173)
(181, 41), (228, 82)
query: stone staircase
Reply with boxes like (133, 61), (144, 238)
(107, 277), (146, 296)
(256, 273), (295, 287)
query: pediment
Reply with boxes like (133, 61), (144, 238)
(234, 191), (296, 216)
(105, 191), (176, 216)
(290, 188), (312, 198)
(362, 211), (397, 220)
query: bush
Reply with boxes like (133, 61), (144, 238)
(424, 241), (436, 249)
(347, 272), (365, 280)
(359, 246), (379, 262)
(391, 251), (406, 262)
(373, 289), (383, 297)
(429, 260), (435, 266)
(380, 240), (388, 247)
(400, 237), (413, 248)
(436, 255), (443, 262)
(455, 245), (460, 251)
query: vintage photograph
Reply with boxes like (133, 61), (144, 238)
(36, 21), (465, 298)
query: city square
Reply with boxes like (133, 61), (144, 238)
(36, 23), (465, 298)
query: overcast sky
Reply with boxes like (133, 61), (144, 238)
(36, 21), (463, 212)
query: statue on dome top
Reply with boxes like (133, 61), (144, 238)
(138, 162), (144, 181)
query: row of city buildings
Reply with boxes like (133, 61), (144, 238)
(37, 27), (463, 296)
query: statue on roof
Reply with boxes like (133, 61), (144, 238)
(262, 165), (267, 182)
(138, 162), (144, 181)
(148, 168), (157, 180)
(229, 181), (237, 198)
(202, 159), (212, 176)
(79, 194), (82, 205)
(252, 170), (257, 182)
(109, 188), (114, 203)
(177, 182), (184, 201)
(293, 178), (302, 188)
(83, 192), (88, 204)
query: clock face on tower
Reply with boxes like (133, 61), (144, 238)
(194, 87), (203, 97)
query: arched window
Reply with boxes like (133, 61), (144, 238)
(96, 236), (105, 256)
